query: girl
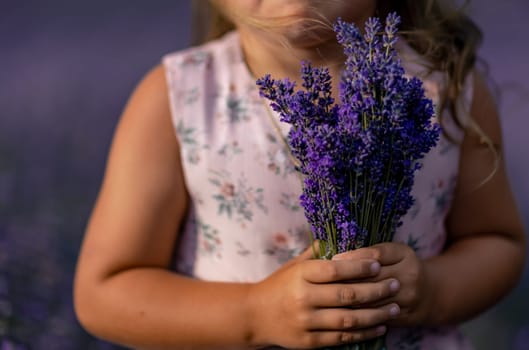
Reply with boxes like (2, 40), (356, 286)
(73, 1), (526, 349)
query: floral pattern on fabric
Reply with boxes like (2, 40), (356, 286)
(264, 227), (308, 265)
(195, 218), (222, 258)
(163, 31), (475, 350)
(217, 140), (243, 161)
(260, 133), (298, 177)
(208, 170), (268, 225)
(176, 120), (209, 165)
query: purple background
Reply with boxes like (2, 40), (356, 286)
(0, 1), (527, 349)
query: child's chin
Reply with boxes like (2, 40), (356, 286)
(279, 24), (337, 49)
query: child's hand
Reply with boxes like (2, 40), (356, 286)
(247, 245), (400, 349)
(333, 242), (434, 327)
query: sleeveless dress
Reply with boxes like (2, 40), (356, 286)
(162, 31), (474, 350)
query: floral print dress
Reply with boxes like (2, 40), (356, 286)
(163, 31), (475, 350)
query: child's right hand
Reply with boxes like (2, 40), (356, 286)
(247, 246), (401, 349)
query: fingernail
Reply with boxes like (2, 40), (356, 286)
(370, 262), (381, 274)
(376, 325), (387, 335)
(389, 304), (400, 317)
(332, 254), (345, 261)
(389, 279), (400, 292)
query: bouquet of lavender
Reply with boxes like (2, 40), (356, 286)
(257, 13), (440, 350)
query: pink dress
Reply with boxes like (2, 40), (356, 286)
(163, 31), (474, 350)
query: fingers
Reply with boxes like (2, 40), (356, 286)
(302, 258), (381, 283)
(306, 304), (399, 331)
(290, 244), (316, 264)
(298, 240), (320, 260)
(363, 265), (422, 313)
(281, 241), (320, 270)
(298, 325), (387, 349)
(333, 242), (409, 266)
(309, 278), (400, 307)
(293, 300), (398, 348)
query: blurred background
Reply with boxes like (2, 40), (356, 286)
(0, 0), (527, 349)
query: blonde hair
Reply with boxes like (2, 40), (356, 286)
(191, 0), (499, 184)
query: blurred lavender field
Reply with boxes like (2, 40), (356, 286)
(0, 1), (527, 349)
(1, 1), (190, 348)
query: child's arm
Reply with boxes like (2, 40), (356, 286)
(332, 71), (526, 326)
(418, 71), (526, 325)
(74, 65), (399, 349)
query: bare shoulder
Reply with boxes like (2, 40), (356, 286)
(468, 70), (502, 143)
(122, 64), (172, 126)
(108, 63), (183, 196)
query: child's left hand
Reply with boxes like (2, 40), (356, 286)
(333, 242), (434, 327)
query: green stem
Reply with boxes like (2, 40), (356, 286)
(354, 173), (359, 222)
(361, 176), (367, 230)
(362, 111), (368, 130)
(349, 171), (353, 221)
(308, 227), (317, 259)
(365, 180), (375, 246)
(322, 187), (338, 257)
(373, 192), (386, 240)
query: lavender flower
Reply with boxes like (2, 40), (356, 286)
(257, 14), (440, 349)
(257, 13), (439, 258)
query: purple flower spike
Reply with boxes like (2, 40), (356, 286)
(256, 12), (439, 257)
